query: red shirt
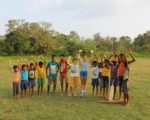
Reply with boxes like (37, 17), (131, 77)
(117, 62), (125, 77)
(59, 60), (68, 73)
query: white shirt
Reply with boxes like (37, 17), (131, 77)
(70, 64), (79, 77)
(92, 67), (99, 79)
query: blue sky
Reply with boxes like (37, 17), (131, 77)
(0, 0), (150, 38)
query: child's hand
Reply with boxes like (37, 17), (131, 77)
(68, 56), (72, 59)
(128, 49), (133, 54)
(79, 49), (82, 53)
(91, 49), (94, 54)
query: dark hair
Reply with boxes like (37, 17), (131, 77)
(120, 53), (125, 58)
(13, 65), (18, 69)
(39, 61), (44, 66)
(60, 54), (65, 57)
(72, 58), (77, 62)
(98, 62), (103, 68)
(104, 59), (109, 63)
(92, 61), (98, 66)
(52, 54), (56, 58)
(82, 51), (87, 57)
(22, 64), (26, 69)
(30, 63), (34, 66)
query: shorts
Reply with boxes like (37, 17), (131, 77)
(38, 78), (44, 86)
(70, 77), (78, 88)
(48, 77), (57, 85)
(60, 73), (68, 83)
(122, 79), (129, 94)
(102, 76), (109, 90)
(92, 78), (99, 87)
(99, 78), (103, 87)
(110, 76), (118, 87)
(29, 79), (36, 87)
(13, 82), (19, 96)
(20, 80), (28, 90)
(118, 76), (123, 86)
(80, 71), (88, 77)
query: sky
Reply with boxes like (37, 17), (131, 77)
(0, 0), (150, 39)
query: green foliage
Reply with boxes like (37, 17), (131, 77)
(0, 19), (150, 55)
(4, 31), (30, 54)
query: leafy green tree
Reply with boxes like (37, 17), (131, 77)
(5, 31), (30, 54)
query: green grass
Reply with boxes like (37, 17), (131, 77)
(0, 56), (150, 120)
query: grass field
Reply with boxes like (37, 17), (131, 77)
(0, 56), (150, 120)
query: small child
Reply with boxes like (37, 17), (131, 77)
(28, 63), (36, 97)
(110, 60), (118, 100)
(122, 62), (130, 105)
(68, 56), (79, 96)
(91, 61), (99, 96)
(37, 61), (46, 96)
(9, 61), (20, 99)
(20, 64), (29, 98)
(46, 54), (59, 95)
(102, 60), (110, 98)
(59, 54), (69, 96)
(98, 62), (103, 96)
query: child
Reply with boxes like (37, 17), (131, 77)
(122, 62), (130, 105)
(36, 55), (46, 96)
(46, 54), (59, 95)
(59, 54), (70, 96)
(77, 50), (91, 96)
(20, 64), (29, 98)
(91, 61), (99, 96)
(8, 60), (20, 99)
(117, 49), (135, 99)
(98, 62), (103, 96)
(102, 59), (110, 99)
(68, 56), (79, 96)
(28, 63), (36, 97)
(110, 60), (118, 100)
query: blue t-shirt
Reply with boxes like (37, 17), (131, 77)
(20, 70), (28, 81)
(47, 61), (59, 77)
(80, 61), (89, 72)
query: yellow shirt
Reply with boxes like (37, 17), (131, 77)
(37, 66), (46, 78)
(102, 67), (110, 77)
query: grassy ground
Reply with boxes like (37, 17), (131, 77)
(0, 56), (150, 120)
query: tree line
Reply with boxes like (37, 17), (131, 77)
(0, 19), (150, 55)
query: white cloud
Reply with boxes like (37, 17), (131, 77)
(56, 0), (65, 7)
(28, 0), (48, 12)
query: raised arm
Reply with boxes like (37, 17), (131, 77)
(90, 50), (94, 64)
(77, 50), (82, 63)
(40, 55), (46, 65)
(8, 60), (13, 72)
(67, 56), (72, 65)
(128, 49), (136, 64)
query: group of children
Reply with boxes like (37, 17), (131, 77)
(9, 49), (135, 105)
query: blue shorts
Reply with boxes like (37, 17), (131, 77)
(92, 78), (99, 87)
(80, 71), (88, 77)
(20, 80), (28, 90)
(110, 76), (118, 87)
(29, 79), (36, 87)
